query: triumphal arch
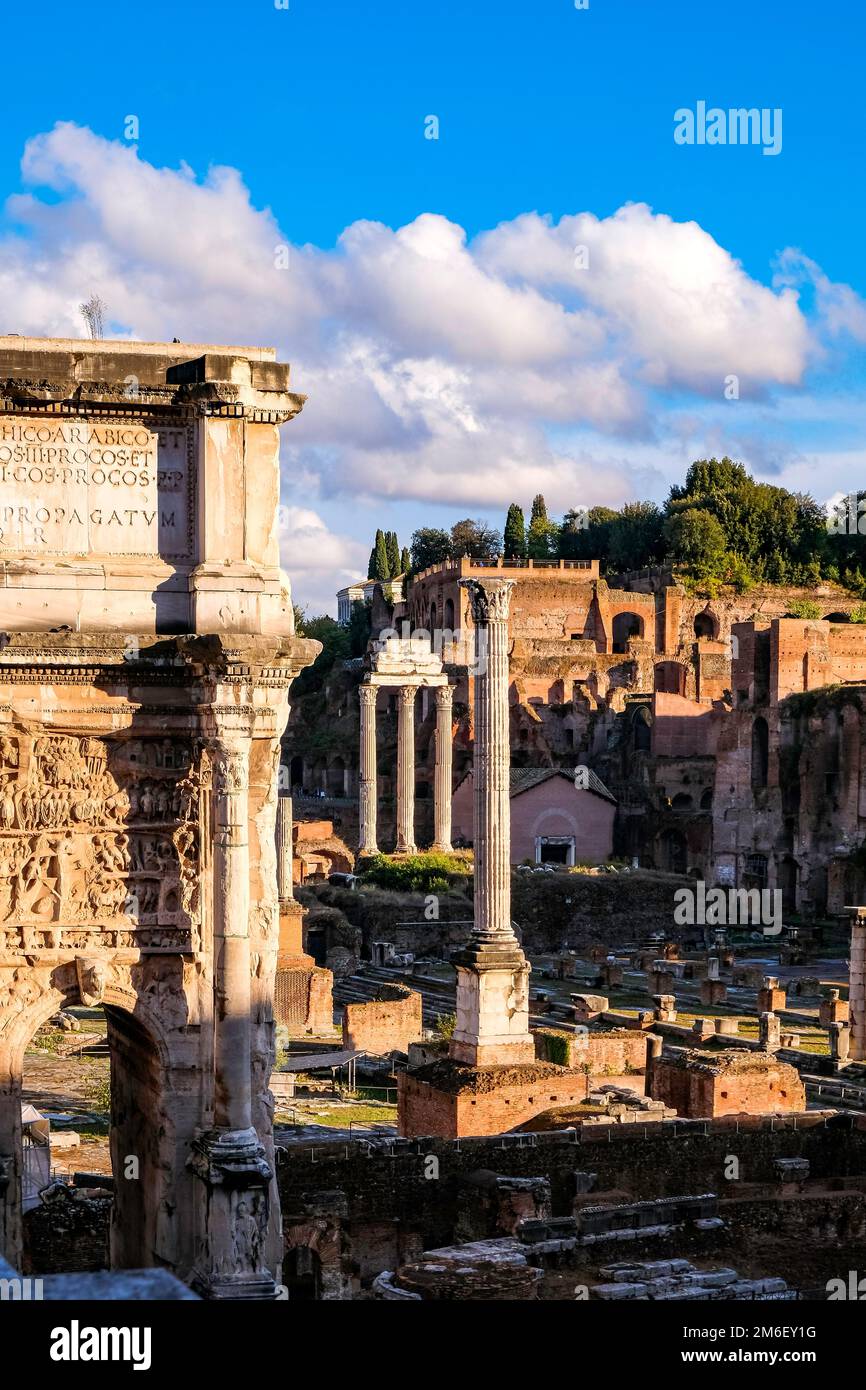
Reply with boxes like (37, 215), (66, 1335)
(0, 336), (318, 1297)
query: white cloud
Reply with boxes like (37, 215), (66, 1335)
(476, 205), (810, 391)
(0, 122), (860, 607)
(276, 506), (367, 616)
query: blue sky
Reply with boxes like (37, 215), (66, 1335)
(1, 0), (864, 610)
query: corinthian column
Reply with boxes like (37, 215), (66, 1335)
(395, 685), (418, 853)
(358, 684), (379, 854)
(432, 684), (454, 852)
(449, 578), (534, 1067)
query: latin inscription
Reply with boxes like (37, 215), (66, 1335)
(0, 416), (191, 558)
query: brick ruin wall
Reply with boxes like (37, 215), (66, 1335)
(342, 986), (423, 1055)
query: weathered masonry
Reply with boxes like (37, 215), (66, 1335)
(0, 337), (318, 1298)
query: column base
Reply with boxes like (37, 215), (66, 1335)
(189, 1127), (277, 1302)
(430, 841), (453, 854)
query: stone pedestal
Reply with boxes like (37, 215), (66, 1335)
(829, 1021), (851, 1065)
(819, 988), (849, 1027)
(760, 1011), (782, 1053)
(395, 686), (417, 854)
(700, 980), (727, 1006)
(189, 1129), (275, 1301)
(653, 994), (676, 1023)
(758, 977), (787, 1013)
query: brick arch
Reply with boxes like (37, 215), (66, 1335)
(654, 659), (687, 695)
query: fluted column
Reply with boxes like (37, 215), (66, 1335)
(276, 794), (294, 903)
(358, 683), (378, 854)
(468, 579), (515, 942)
(432, 684), (454, 852)
(395, 685), (418, 853)
(850, 907), (866, 1061)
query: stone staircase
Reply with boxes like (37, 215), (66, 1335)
(804, 1073), (866, 1111)
(334, 961), (586, 1034)
(333, 963), (457, 1029)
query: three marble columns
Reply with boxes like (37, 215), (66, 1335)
(358, 681), (453, 855)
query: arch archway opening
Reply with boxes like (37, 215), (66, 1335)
(612, 612), (644, 654)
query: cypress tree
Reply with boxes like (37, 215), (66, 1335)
(372, 529), (390, 581)
(503, 503), (526, 559)
(527, 494), (555, 560)
(400, 547), (411, 575)
(386, 531), (401, 578)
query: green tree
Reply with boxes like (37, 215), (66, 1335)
(527, 494), (557, 559)
(400, 546), (411, 575)
(348, 598), (372, 656)
(607, 502), (665, 572)
(450, 518), (501, 560)
(371, 529), (390, 581)
(664, 508), (729, 580)
(560, 506), (618, 563)
(385, 531), (401, 578)
(503, 503), (526, 559)
(410, 527), (452, 572)
(291, 616), (351, 696)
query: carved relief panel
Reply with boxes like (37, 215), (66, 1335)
(0, 731), (201, 957)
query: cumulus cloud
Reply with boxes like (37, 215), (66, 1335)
(0, 122), (855, 608)
(276, 506), (368, 615)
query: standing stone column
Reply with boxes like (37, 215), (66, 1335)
(358, 683), (379, 855)
(276, 794), (294, 903)
(432, 683), (454, 852)
(449, 578), (534, 1067)
(190, 740), (274, 1300)
(850, 907), (866, 1061)
(395, 685), (418, 853)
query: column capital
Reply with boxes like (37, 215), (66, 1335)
(460, 576), (515, 626)
(359, 683), (378, 708)
(398, 684), (418, 707)
(435, 683), (454, 709)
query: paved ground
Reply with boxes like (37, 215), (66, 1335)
(23, 1047), (113, 1178)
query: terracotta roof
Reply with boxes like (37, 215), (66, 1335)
(452, 766), (616, 805)
(509, 767), (617, 805)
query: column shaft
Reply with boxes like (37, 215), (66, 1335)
(359, 684), (378, 854)
(276, 794), (294, 902)
(396, 685), (417, 853)
(212, 743), (252, 1131)
(472, 589), (513, 939)
(432, 684), (454, 852)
